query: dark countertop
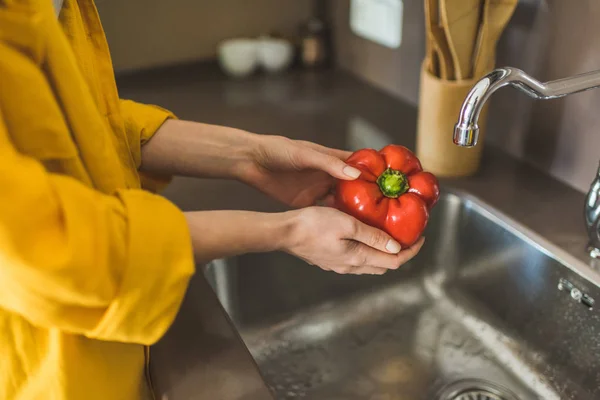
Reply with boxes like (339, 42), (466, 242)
(116, 63), (599, 400)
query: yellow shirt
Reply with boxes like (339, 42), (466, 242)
(0, 0), (195, 399)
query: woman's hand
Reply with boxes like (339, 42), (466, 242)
(283, 207), (424, 275)
(141, 121), (360, 207)
(185, 207), (424, 274)
(239, 135), (362, 208)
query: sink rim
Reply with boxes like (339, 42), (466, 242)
(440, 185), (600, 289)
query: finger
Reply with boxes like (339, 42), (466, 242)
(329, 232), (402, 272)
(353, 266), (388, 275)
(320, 193), (336, 207)
(396, 237), (426, 264)
(326, 148), (353, 161)
(297, 141), (353, 161)
(352, 237), (425, 271)
(295, 148), (361, 180)
(343, 241), (406, 270)
(350, 220), (402, 254)
(330, 264), (387, 275)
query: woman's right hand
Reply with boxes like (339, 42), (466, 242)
(184, 207), (423, 274)
(283, 207), (425, 275)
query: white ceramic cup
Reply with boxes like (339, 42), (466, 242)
(217, 38), (259, 78)
(257, 37), (294, 73)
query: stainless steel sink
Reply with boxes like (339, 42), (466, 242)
(204, 189), (600, 400)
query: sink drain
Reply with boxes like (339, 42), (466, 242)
(438, 379), (520, 400)
(450, 390), (506, 400)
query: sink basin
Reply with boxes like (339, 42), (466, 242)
(204, 189), (600, 400)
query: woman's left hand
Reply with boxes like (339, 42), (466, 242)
(141, 121), (361, 207)
(240, 135), (362, 208)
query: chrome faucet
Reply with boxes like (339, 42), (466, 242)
(452, 66), (600, 258)
(586, 164), (600, 258)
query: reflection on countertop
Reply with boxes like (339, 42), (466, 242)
(116, 63), (597, 400)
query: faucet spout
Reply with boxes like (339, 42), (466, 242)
(453, 67), (600, 147)
(454, 66), (600, 259)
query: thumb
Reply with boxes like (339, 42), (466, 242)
(300, 149), (362, 180)
(351, 220), (402, 254)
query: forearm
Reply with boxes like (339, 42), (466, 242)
(140, 119), (258, 179)
(184, 210), (294, 264)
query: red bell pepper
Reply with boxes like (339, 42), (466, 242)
(335, 145), (440, 248)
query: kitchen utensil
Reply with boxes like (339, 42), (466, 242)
(473, 0), (518, 78)
(431, 26), (455, 80)
(440, 0), (482, 80)
(424, 0), (439, 75)
(472, 0), (491, 77)
(471, 0), (489, 78)
(426, 0), (454, 80)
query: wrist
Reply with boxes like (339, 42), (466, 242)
(273, 209), (304, 253)
(142, 119), (263, 180)
(263, 210), (297, 253)
(183, 210), (297, 262)
(225, 128), (262, 181)
(233, 133), (282, 185)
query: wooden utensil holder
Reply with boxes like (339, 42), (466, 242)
(416, 63), (490, 177)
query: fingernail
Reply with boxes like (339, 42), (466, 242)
(386, 240), (401, 254)
(343, 166), (361, 179)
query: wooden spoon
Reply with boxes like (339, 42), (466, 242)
(427, 0), (455, 80)
(424, 0), (439, 75)
(440, 0), (482, 80)
(473, 0), (518, 78)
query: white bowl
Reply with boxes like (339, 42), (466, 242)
(217, 39), (259, 78)
(257, 38), (294, 73)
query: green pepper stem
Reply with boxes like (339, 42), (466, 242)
(377, 168), (409, 198)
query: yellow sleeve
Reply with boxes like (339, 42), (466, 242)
(119, 99), (176, 148)
(119, 99), (177, 192)
(0, 106), (195, 346)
